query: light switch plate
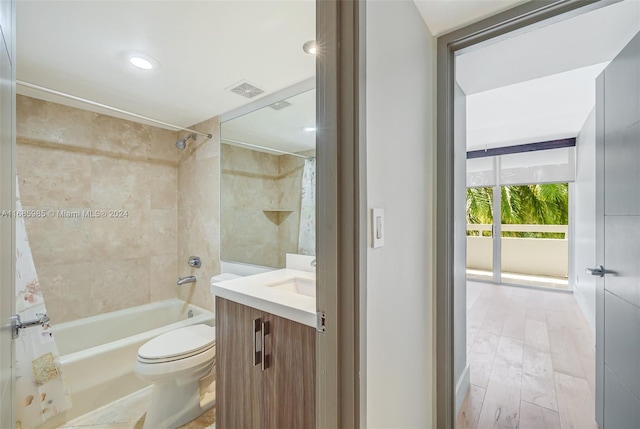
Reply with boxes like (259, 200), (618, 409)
(372, 208), (384, 248)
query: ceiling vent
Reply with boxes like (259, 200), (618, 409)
(268, 100), (292, 111)
(229, 81), (265, 99)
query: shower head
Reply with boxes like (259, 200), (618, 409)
(175, 133), (196, 150)
(175, 138), (186, 150)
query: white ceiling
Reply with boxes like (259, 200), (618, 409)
(17, 1), (316, 130)
(18, 0), (640, 155)
(413, 0), (527, 36)
(15, 0), (565, 138)
(457, 0), (640, 95)
(221, 89), (316, 154)
(466, 63), (607, 151)
(460, 0), (640, 150)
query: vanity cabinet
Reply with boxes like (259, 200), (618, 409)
(216, 297), (316, 429)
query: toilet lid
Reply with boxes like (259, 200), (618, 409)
(138, 324), (216, 362)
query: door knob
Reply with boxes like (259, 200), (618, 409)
(586, 265), (609, 277)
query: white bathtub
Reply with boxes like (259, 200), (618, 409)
(40, 299), (214, 428)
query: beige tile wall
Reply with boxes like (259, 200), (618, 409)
(176, 118), (222, 312)
(220, 144), (280, 267)
(17, 95), (179, 323)
(17, 95), (308, 321)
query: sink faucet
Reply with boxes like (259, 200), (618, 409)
(310, 259), (316, 267)
(177, 275), (197, 286)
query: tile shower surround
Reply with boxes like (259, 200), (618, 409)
(17, 95), (221, 322)
(220, 144), (309, 268)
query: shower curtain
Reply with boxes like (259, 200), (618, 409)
(297, 157), (316, 256)
(15, 179), (71, 429)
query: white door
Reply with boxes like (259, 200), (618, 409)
(594, 30), (640, 429)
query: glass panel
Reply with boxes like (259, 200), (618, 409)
(466, 146), (576, 188)
(500, 147), (576, 185)
(467, 157), (495, 188)
(499, 184), (569, 289)
(466, 187), (494, 281)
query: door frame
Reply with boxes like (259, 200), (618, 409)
(0, 0), (15, 426)
(316, 0), (366, 427)
(435, 0), (614, 427)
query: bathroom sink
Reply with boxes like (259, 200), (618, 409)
(211, 266), (317, 327)
(265, 277), (316, 298)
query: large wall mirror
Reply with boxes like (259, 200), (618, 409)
(220, 86), (316, 269)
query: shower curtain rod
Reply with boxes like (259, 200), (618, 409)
(221, 138), (313, 159)
(16, 80), (213, 139)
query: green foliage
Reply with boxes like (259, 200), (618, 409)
(466, 184), (568, 239)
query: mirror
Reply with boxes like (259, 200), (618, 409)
(220, 88), (316, 268)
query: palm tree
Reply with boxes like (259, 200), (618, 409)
(466, 187), (493, 236)
(467, 183), (568, 238)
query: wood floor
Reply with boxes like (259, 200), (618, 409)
(457, 281), (597, 429)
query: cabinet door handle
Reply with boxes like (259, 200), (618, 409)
(253, 318), (261, 366)
(261, 320), (270, 371)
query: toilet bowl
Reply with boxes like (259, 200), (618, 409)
(135, 324), (216, 429)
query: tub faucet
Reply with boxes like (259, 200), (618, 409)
(177, 275), (197, 286)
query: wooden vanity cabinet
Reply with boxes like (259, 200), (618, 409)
(215, 297), (264, 427)
(216, 297), (316, 429)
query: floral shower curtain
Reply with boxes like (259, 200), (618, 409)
(297, 157), (316, 256)
(15, 179), (71, 429)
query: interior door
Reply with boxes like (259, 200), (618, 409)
(595, 31), (640, 429)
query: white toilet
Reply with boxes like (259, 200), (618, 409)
(135, 324), (216, 429)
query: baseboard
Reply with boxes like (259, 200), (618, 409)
(455, 363), (470, 416)
(574, 288), (596, 335)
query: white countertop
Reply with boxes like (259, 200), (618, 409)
(210, 268), (316, 328)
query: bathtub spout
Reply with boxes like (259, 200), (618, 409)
(177, 275), (197, 286)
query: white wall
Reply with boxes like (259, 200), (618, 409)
(366, 1), (436, 427)
(573, 108), (597, 332)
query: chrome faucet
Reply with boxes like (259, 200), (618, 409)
(311, 259), (316, 267)
(177, 275), (197, 286)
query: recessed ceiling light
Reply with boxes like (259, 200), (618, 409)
(303, 40), (317, 55)
(130, 57), (153, 69)
(128, 54), (158, 70)
(303, 126), (316, 132)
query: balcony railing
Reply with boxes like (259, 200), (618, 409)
(466, 224), (568, 279)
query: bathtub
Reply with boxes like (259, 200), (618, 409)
(40, 299), (214, 428)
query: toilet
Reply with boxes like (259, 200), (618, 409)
(135, 324), (216, 429)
